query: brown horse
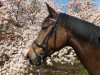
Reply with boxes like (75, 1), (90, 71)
(26, 3), (100, 75)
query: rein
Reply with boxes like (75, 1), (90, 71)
(32, 18), (57, 75)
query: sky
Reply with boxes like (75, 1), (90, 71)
(52, 0), (100, 12)
(94, 0), (100, 7)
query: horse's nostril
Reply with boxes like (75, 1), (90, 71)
(25, 53), (29, 59)
(29, 58), (33, 65)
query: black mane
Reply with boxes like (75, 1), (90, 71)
(56, 13), (100, 43)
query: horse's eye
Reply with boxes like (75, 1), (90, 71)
(42, 26), (48, 31)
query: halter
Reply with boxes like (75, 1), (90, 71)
(32, 18), (57, 65)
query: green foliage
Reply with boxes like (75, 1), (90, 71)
(75, 68), (88, 75)
(45, 61), (88, 75)
(47, 72), (60, 75)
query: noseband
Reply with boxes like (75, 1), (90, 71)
(32, 18), (57, 64)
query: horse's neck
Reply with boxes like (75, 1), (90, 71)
(69, 37), (100, 75)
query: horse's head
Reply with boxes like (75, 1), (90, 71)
(26, 3), (71, 66)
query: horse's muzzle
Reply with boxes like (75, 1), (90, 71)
(25, 52), (44, 66)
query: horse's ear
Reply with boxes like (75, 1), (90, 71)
(46, 3), (57, 17)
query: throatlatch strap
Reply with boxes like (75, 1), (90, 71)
(54, 24), (56, 50)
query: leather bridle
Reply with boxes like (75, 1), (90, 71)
(32, 18), (57, 64)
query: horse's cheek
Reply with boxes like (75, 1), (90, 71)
(56, 29), (67, 47)
(56, 36), (66, 47)
(48, 37), (65, 49)
(48, 38), (55, 49)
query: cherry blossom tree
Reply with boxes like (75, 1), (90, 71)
(0, 0), (61, 74)
(67, 0), (100, 26)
